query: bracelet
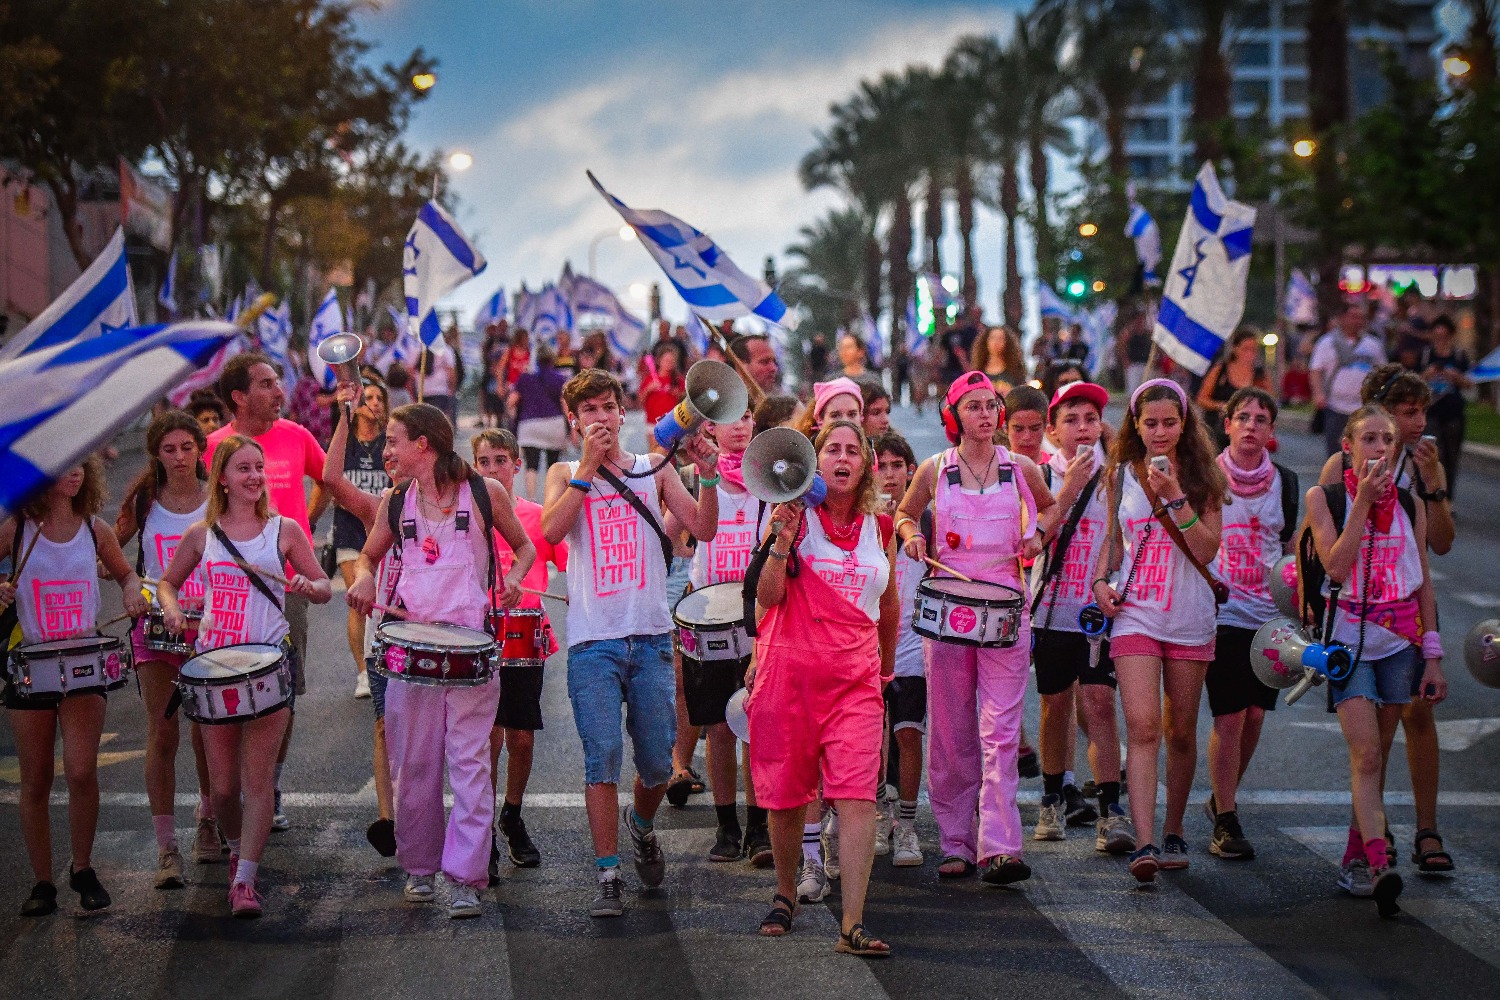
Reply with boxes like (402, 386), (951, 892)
(1421, 630), (1444, 659)
(1175, 514), (1199, 531)
(894, 515), (916, 534)
(769, 546), (790, 560)
(1092, 577), (1111, 590)
(699, 474), (721, 488)
(1163, 496), (1188, 511)
(568, 478), (591, 492)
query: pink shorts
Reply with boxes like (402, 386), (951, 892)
(1109, 632), (1216, 662)
(130, 618), (193, 670)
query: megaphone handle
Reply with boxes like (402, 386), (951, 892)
(1322, 582), (1341, 647)
(1285, 669), (1317, 705)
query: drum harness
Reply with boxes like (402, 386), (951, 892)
(384, 473), (498, 632)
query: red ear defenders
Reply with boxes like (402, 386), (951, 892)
(942, 371), (1003, 445)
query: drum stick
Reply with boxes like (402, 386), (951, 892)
(371, 602), (409, 621)
(521, 586), (568, 605)
(9, 522), (44, 582)
(923, 557), (975, 584)
(100, 612), (135, 629)
(230, 558), (291, 587)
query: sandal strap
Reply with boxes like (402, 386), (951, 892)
(1414, 828), (1444, 845)
(772, 892), (796, 911)
(844, 922), (884, 950)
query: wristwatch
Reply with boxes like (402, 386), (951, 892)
(1418, 487), (1449, 502)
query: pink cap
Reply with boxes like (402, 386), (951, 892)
(1049, 380), (1109, 419)
(944, 370), (995, 409)
(812, 377), (863, 421)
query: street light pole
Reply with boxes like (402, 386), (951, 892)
(588, 225), (636, 277)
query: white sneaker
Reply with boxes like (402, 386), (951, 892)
(403, 874), (436, 903)
(271, 789), (289, 832)
(448, 883), (481, 919)
(821, 811), (841, 880)
(796, 856), (829, 903)
(354, 672), (371, 699)
(873, 799), (893, 857)
(1034, 795), (1065, 841)
(892, 822), (924, 867)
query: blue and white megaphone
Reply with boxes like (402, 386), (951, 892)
(652, 360), (749, 451)
(742, 427), (826, 508)
(1257, 581), (1354, 705)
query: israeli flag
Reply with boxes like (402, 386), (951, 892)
(684, 312), (712, 357)
(168, 335), (246, 408)
(558, 264), (646, 359)
(588, 171), (797, 330)
(1472, 344), (1500, 384)
(158, 250), (178, 317)
(386, 304), (423, 365)
(1126, 201), (1162, 284)
(0, 321), (238, 517)
(307, 288), (343, 389)
(1037, 283), (1076, 322)
(862, 312), (884, 367)
(257, 300), (291, 373)
(515, 283), (573, 347)
(472, 286), (507, 329)
(1152, 162), (1257, 376)
(1283, 269), (1318, 325)
(404, 200), (487, 347)
(0, 228), (138, 361)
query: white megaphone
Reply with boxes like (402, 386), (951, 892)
(653, 360), (749, 450)
(1464, 618), (1500, 689)
(725, 687), (750, 743)
(1268, 554), (1299, 619)
(1250, 617), (1320, 691)
(742, 427), (827, 507)
(316, 332), (366, 417)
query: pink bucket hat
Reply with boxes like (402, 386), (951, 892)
(811, 377), (863, 421)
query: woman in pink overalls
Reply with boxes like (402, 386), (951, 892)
(347, 404), (536, 920)
(894, 371), (1055, 885)
(748, 420), (900, 957)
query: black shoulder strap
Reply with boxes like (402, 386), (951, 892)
(1396, 486), (1416, 529)
(1323, 482), (1347, 534)
(467, 472), (497, 596)
(134, 490), (152, 576)
(1030, 467), (1103, 616)
(596, 464), (674, 574)
(387, 480), (414, 544)
(211, 522), (283, 612)
(1274, 462), (1299, 546)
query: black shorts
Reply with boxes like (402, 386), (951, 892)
(495, 664), (545, 731)
(521, 446), (560, 471)
(1206, 624), (1278, 717)
(1032, 628), (1116, 696)
(681, 655), (747, 727)
(884, 676), (927, 733)
(3, 686), (106, 711)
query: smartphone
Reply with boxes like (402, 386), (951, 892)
(1421, 434), (1437, 447)
(1150, 455), (1170, 474)
(1365, 458), (1381, 476)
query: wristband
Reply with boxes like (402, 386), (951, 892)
(1421, 630), (1444, 659)
(1175, 514), (1199, 531)
(769, 546), (790, 560)
(894, 515), (916, 535)
(568, 478), (591, 492)
(699, 474), (721, 488)
(1092, 577), (1111, 590)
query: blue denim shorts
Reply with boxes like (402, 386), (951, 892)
(1332, 645), (1422, 708)
(365, 655), (388, 720)
(566, 633), (676, 787)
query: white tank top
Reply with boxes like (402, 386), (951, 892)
(1031, 445), (1110, 633)
(565, 454), (672, 646)
(892, 547), (925, 676)
(364, 549), (400, 658)
(689, 487), (768, 589)
(1325, 498), (1424, 661)
(141, 499), (208, 607)
(197, 517), (289, 650)
(1212, 473), (1285, 631)
(798, 512), (889, 625)
(1111, 466), (1218, 646)
(14, 519), (100, 645)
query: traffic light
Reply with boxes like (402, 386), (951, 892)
(1067, 279), (1087, 298)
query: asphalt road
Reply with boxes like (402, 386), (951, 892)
(3, 398), (1500, 1000)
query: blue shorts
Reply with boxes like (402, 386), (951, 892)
(566, 633), (676, 787)
(1332, 645), (1422, 708)
(365, 656), (388, 720)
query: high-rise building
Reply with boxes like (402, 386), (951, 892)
(1123, 0), (1439, 188)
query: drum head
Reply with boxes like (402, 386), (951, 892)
(182, 644), (283, 681)
(378, 621), (493, 649)
(922, 577), (1022, 604)
(674, 583), (746, 629)
(18, 636), (115, 655)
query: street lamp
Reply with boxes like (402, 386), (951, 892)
(1078, 222), (1098, 238)
(412, 73), (436, 92)
(1292, 138), (1316, 158)
(448, 151), (473, 172)
(589, 226), (637, 276)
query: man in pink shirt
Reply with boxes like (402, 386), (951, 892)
(472, 429), (568, 875)
(207, 352), (328, 831)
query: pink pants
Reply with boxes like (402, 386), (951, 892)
(385, 676), (501, 889)
(924, 625), (1030, 863)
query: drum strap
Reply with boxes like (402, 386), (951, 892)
(211, 524), (283, 612)
(597, 465), (674, 574)
(742, 508), (805, 639)
(1030, 467), (1103, 620)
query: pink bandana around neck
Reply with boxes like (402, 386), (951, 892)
(1217, 448), (1274, 498)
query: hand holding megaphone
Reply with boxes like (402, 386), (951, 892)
(742, 428), (827, 507)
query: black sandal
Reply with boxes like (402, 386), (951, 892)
(1384, 825), (1397, 866)
(759, 893), (797, 937)
(1412, 828), (1455, 873)
(937, 855), (976, 879)
(835, 921), (891, 958)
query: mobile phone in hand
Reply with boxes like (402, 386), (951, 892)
(1150, 455), (1170, 474)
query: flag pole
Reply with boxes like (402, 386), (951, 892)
(702, 315), (764, 409)
(417, 346), (426, 403)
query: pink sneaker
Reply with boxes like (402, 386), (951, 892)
(228, 853), (239, 884)
(229, 879), (262, 919)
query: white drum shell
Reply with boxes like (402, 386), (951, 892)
(911, 580), (1022, 648)
(9, 636), (132, 696)
(177, 645), (292, 724)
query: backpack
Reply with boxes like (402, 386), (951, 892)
(1295, 482), (1415, 628)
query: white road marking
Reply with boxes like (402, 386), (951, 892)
(1290, 717), (1500, 752)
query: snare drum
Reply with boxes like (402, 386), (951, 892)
(8, 635), (132, 697)
(372, 621), (497, 687)
(144, 607), (202, 656)
(487, 608), (549, 667)
(177, 644), (292, 724)
(912, 577), (1024, 648)
(673, 583), (752, 727)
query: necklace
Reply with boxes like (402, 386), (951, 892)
(819, 507), (861, 542)
(414, 481), (455, 563)
(957, 446), (996, 493)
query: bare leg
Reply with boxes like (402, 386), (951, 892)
(833, 799), (878, 933)
(58, 695), (107, 870)
(1338, 697), (1389, 845)
(138, 660), (182, 820)
(1078, 685), (1120, 791)
(235, 710), (291, 865)
(191, 723), (212, 807)
(669, 650), (700, 784)
(896, 727), (923, 802)
(584, 783), (619, 858)
(503, 728), (535, 804)
(1039, 685), (1074, 780)
(1161, 658), (1208, 837)
(340, 561), (366, 679)
(706, 722), (738, 806)
(633, 773), (668, 824)
(10, 707), (60, 882)
(374, 717), (393, 821)
(1401, 700), (1441, 836)
(1115, 654), (1164, 845)
(769, 807), (803, 901)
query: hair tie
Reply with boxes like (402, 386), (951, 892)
(1129, 377), (1189, 415)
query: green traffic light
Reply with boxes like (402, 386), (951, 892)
(1067, 280), (1087, 297)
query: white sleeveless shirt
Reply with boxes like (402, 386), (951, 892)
(1111, 466), (1218, 646)
(1031, 445), (1110, 634)
(891, 547), (925, 677)
(197, 517), (289, 650)
(798, 512), (889, 625)
(565, 454), (672, 646)
(689, 487), (768, 589)
(1326, 498), (1424, 661)
(141, 499), (208, 607)
(14, 519), (100, 645)
(1212, 472), (1285, 631)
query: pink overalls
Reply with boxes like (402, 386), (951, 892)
(384, 481), (499, 889)
(924, 446), (1036, 863)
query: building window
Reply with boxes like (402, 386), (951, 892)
(1283, 2), (1307, 30)
(1232, 79), (1272, 106)
(1281, 78), (1308, 105)
(1129, 155), (1170, 181)
(1282, 41), (1307, 68)
(1235, 41), (1271, 68)
(1127, 117), (1171, 143)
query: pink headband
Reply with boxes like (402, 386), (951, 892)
(812, 377), (863, 420)
(1129, 377), (1188, 415)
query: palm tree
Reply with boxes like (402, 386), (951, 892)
(903, 67), (949, 274)
(782, 206), (874, 336)
(1071, 0), (1165, 180)
(1175, 0), (1249, 166)
(965, 37), (1026, 327)
(1012, 3), (1077, 286)
(800, 117), (886, 325)
(942, 38), (999, 305)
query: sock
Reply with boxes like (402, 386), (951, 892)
(1043, 772), (1065, 798)
(714, 804), (741, 830)
(233, 859), (259, 886)
(227, 837), (242, 856)
(746, 806), (768, 828)
(1063, 770), (1076, 789)
(630, 808), (653, 834)
(274, 763), (284, 791)
(876, 782), (891, 803)
(1098, 781), (1121, 811)
(802, 823), (822, 862)
(596, 855), (620, 879)
(1364, 838), (1389, 871)
(1342, 826), (1364, 866)
(152, 815), (177, 850)
(899, 800), (917, 823)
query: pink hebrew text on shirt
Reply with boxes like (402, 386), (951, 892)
(29, 579), (92, 640)
(201, 562), (253, 647)
(155, 534), (205, 605)
(810, 556), (872, 609)
(708, 520), (757, 583)
(1362, 529), (1411, 603)
(1126, 517), (1175, 612)
(586, 495), (644, 596)
(1055, 519), (1101, 602)
(1220, 517), (1269, 597)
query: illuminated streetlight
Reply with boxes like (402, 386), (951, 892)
(1292, 138), (1316, 158)
(1444, 55), (1472, 78)
(940, 274), (960, 294)
(619, 225), (636, 242)
(1092, 279), (1106, 293)
(1262, 332), (1279, 347)
(628, 282), (648, 300)
(412, 73), (436, 92)
(448, 151), (473, 172)
(591, 226), (639, 276)
(1078, 222), (1099, 238)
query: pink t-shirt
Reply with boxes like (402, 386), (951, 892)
(206, 419), (326, 544)
(491, 497), (568, 610)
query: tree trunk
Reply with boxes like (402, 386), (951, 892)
(1191, 7), (1233, 166)
(888, 194), (915, 357)
(42, 170), (91, 272)
(955, 159), (978, 306)
(1001, 158), (1023, 328)
(1105, 102), (1128, 179)
(863, 231), (883, 325)
(1308, 0), (1350, 322)
(1028, 137), (1055, 285)
(260, 188), (284, 289)
(924, 171), (944, 272)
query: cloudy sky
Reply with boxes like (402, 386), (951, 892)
(356, 0), (1027, 329)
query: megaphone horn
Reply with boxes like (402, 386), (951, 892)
(1250, 616), (1316, 691)
(653, 361), (749, 450)
(316, 332), (366, 390)
(742, 427), (827, 507)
